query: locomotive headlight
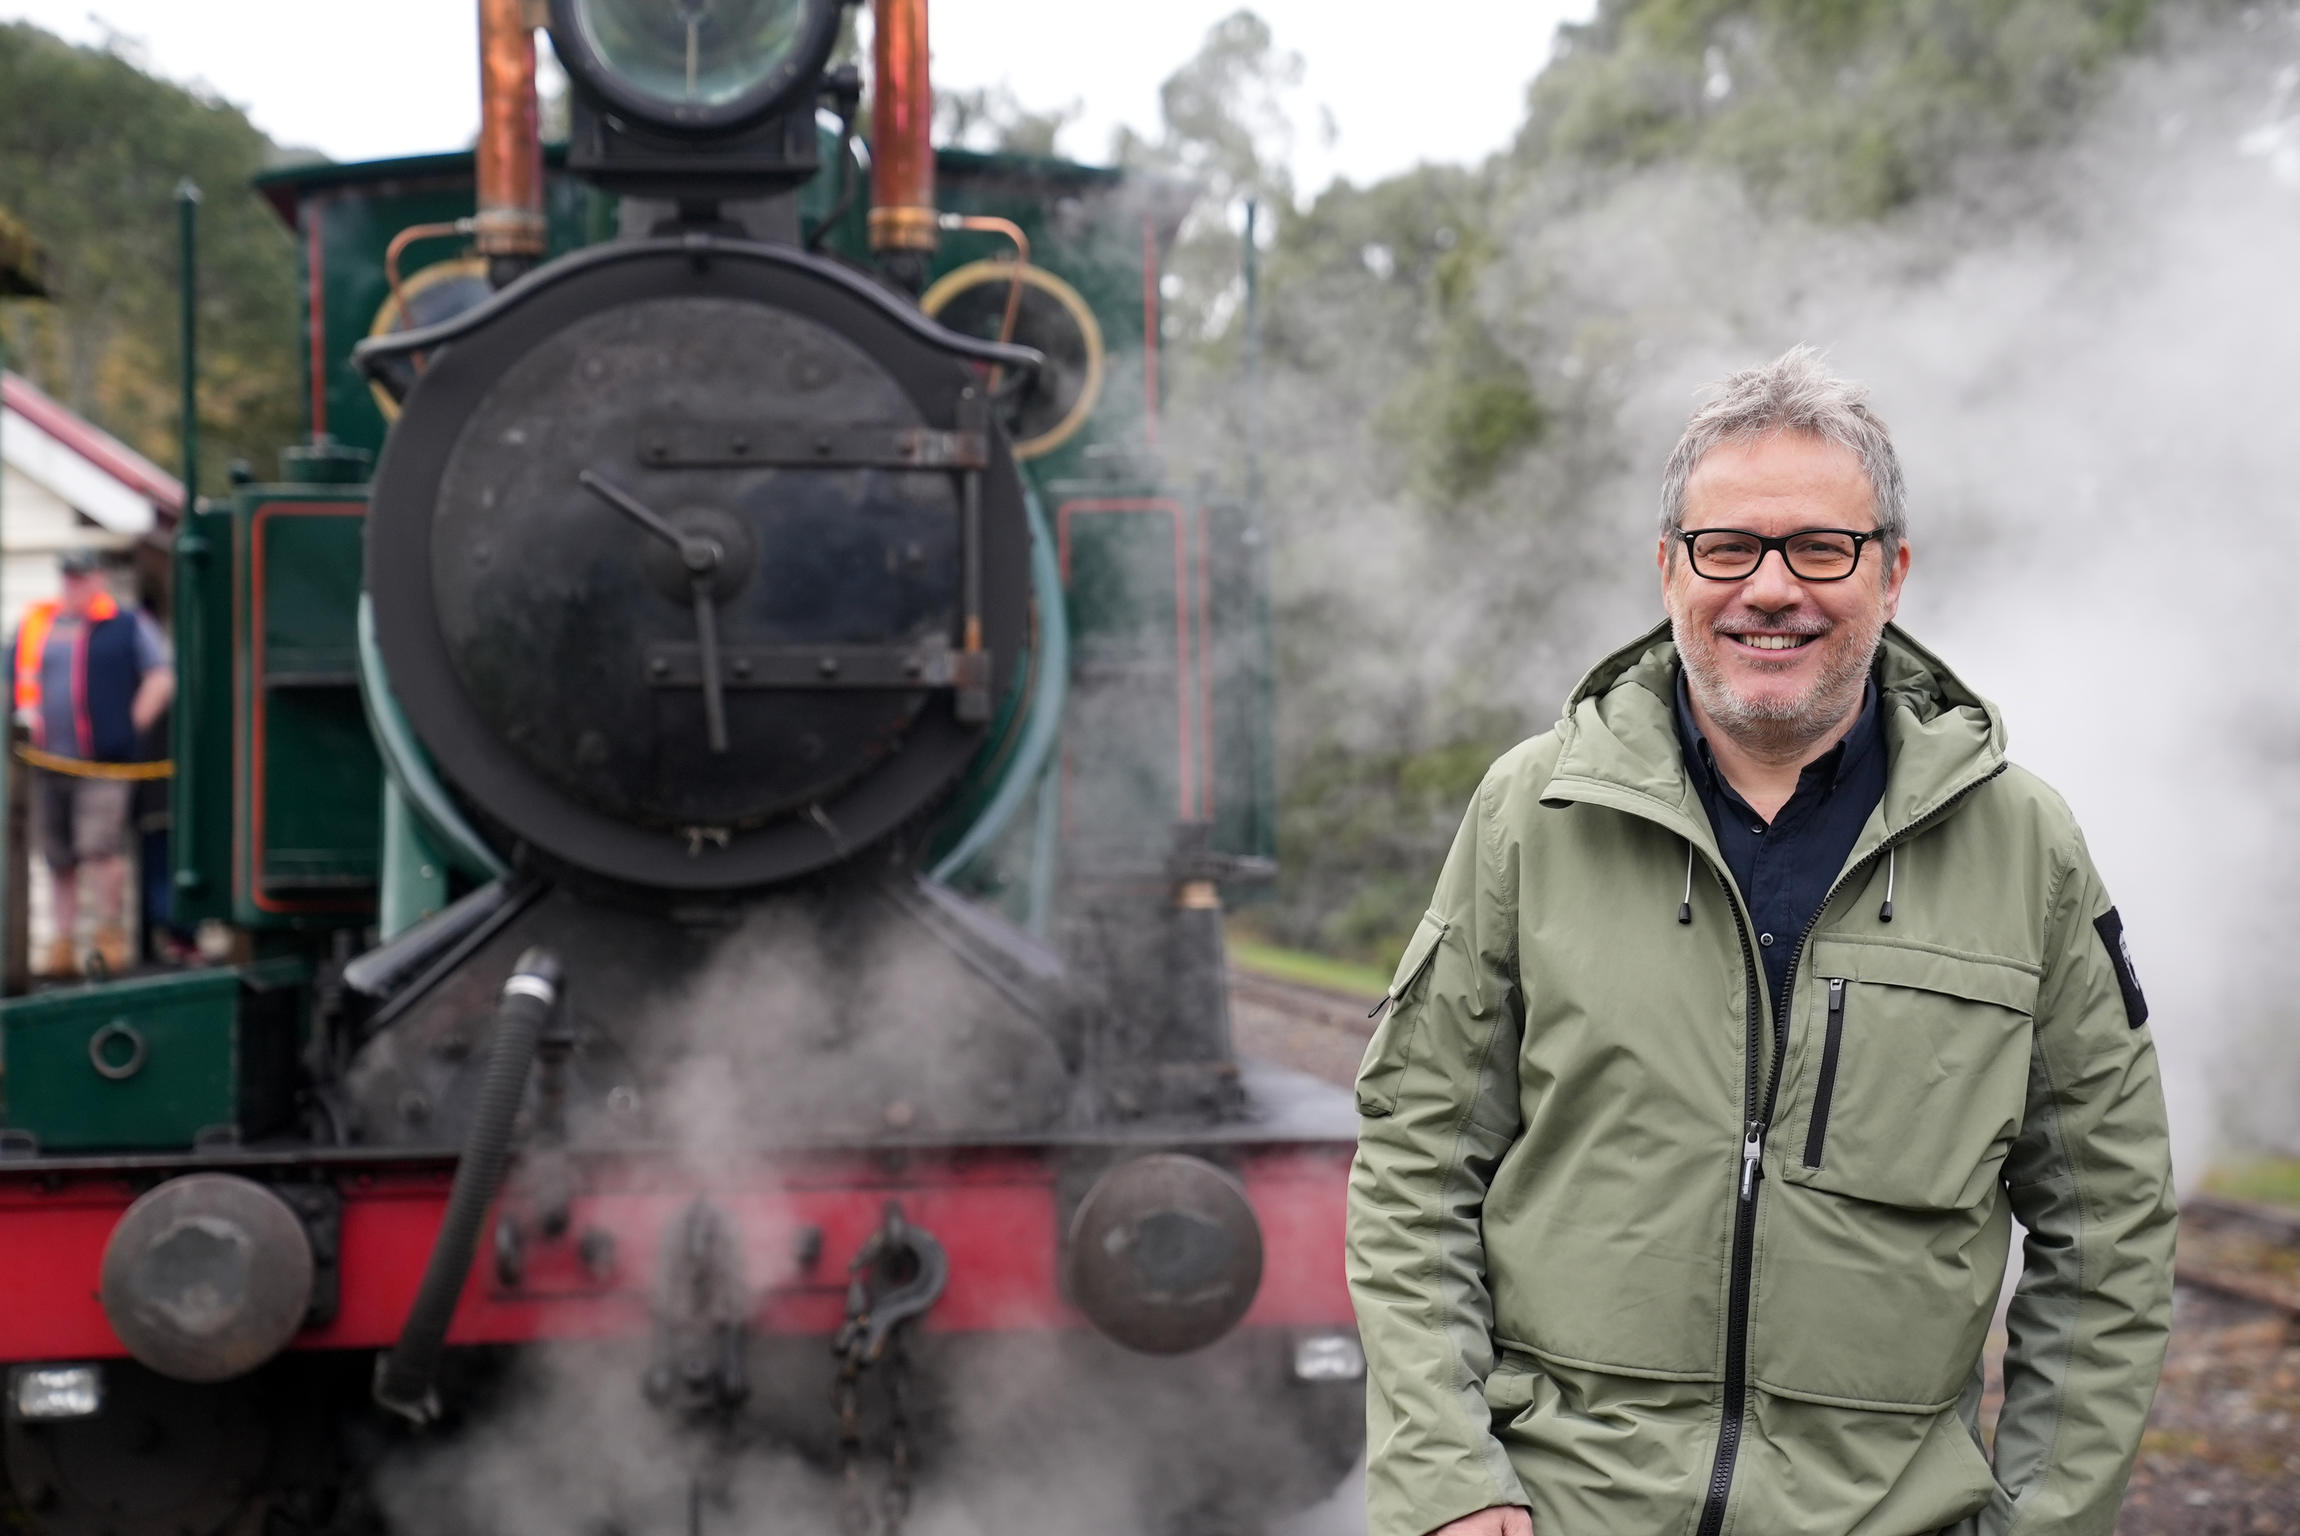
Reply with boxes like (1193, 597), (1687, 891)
(548, 0), (842, 132)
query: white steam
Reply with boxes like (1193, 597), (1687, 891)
(1257, 9), (2300, 1180)
(1572, 24), (2299, 1179)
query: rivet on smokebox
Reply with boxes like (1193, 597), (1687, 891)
(882, 1101), (916, 1130)
(99, 1174), (316, 1382)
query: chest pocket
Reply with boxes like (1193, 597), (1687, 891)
(1778, 940), (2038, 1211)
(1355, 910), (1449, 1118)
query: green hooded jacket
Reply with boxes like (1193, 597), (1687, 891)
(1347, 623), (2175, 1536)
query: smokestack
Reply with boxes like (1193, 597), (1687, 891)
(476, 0), (547, 287)
(869, 0), (938, 271)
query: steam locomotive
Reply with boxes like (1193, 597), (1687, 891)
(0, 4), (1364, 1533)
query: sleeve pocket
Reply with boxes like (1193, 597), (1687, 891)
(1355, 910), (1451, 1118)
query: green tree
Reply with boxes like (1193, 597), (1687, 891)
(1114, 9), (1301, 345)
(1523, 0), (2155, 218)
(935, 84), (1082, 158)
(0, 23), (303, 498)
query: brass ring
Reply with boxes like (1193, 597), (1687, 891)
(366, 256), (491, 423)
(89, 1019), (146, 1081)
(920, 260), (1106, 461)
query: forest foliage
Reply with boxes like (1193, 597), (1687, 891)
(0, 22), (305, 497)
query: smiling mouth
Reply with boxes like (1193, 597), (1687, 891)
(1723, 632), (1818, 653)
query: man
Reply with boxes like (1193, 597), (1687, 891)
(1348, 347), (2174, 1536)
(12, 549), (175, 975)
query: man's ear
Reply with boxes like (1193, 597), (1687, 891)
(1881, 539), (1912, 621)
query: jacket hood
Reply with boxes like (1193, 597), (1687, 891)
(1544, 619), (2006, 852)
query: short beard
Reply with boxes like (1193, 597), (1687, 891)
(1673, 607), (1883, 762)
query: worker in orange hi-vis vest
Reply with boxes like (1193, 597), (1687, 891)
(9, 550), (175, 975)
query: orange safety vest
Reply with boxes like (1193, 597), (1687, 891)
(13, 592), (120, 749)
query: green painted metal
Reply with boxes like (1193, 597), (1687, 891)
(1203, 498), (1277, 864)
(172, 485), (381, 929)
(1039, 483), (1278, 870)
(377, 782), (450, 940)
(354, 594), (507, 886)
(1240, 200), (1277, 866)
(0, 960), (305, 1150)
(170, 502), (233, 921)
(1053, 484), (1193, 859)
(243, 497), (380, 921)
(1026, 761), (1059, 938)
(253, 151), (610, 458)
(249, 142), (1158, 475)
(177, 180), (201, 504)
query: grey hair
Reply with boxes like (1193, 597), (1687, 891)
(1659, 345), (1907, 549)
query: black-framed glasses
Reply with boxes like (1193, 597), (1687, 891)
(1676, 527), (1885, 583)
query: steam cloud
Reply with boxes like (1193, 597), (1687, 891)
(1231, 7), (2300, 1182)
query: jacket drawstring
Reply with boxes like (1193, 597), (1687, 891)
(1879, 846), (1896, 923)
(1678, 842), (1695, 925)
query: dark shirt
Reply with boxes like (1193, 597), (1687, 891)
(1674, 669), (1886, 1012)
(31, 609), (164, 758)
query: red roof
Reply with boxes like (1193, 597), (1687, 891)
(1, 370), (185, 520)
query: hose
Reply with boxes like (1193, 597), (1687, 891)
(927, 485), (1069, 887)
(372, 946), (560, 1425)
(356, 593), (508, 885)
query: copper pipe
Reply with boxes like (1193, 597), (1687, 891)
(384, 222), (475, 319)
(868, 0), (937, 253)
(938, 214), (1030, 392)
(382, 220), (475, 375)
(476, 0), (546, 267)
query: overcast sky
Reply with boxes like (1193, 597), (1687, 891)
(0, 0), (1595, 194)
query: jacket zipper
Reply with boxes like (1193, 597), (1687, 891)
(1692, 765), (2004, 1536)
(1697, 884), (1764, 1536)
(1802, 978), (1847, 1168)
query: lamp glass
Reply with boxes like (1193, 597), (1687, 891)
(570, 0), (813, 110)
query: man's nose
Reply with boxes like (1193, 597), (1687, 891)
(1739, 548), (1805, 610)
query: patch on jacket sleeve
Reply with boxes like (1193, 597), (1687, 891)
(2093, 907), (2149, 1029)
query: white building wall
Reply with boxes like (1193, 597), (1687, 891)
(0, 457), (88, 639)
(0, 406), (154, 639)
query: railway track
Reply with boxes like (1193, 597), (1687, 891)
(2175, 1195), (2300, 1318)
(1228, 970), (1379, 1092)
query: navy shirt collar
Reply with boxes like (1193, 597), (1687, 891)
(1671, 662), (1890, 1008)
(1674, 669), (1881, 811)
